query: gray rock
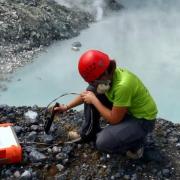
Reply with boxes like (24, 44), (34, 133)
(21, 170), (32, 180)
(43, 134), (54, 144)
(24, 110), (38, 124)
(72, 41), (82, 47)
(56, 164), (64, 172)
(168, 137), (178, 143)
(4, 170), (12, 177)
(52, 146), (61, 153)
(162, 169), (171, 177)
(29, 149), (47, 162)
(30, 124), (39, 131)
(176, 143), (180, 149)
(71, 46), (80, 51)
(131, 173), (138, 180)
(14, 125), (23, 134)
(27, 131), (37, 141)
(124, 174), (131, 180)
(14, 171), (21, 178)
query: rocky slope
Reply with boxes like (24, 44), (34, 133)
(0, 0), (94, 91)
(0, 105), (179, 179)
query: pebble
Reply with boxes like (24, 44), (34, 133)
(72, 41), (82, 47)
(131, 173), (138, 180)
(27, 131), (37, 141)
(29, 150), (47, 162)
(56, 164), (64, 172)
(43, 134), (54, 144)
(162, 169), (170, 177)
(14, 171), (21, 178)
(14, 125), (23, 134)
(21, 170), (32, 179)
(176, 143), (180, 149)
(31, 124), (39, 131)
(124, 174), (131, 180)
(71, 46), (80, 51)
(107, 154), (110, 158)
(168, 137), (178, 143)
(52, 146), (60, 153)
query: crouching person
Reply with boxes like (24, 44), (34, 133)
(54, 50), (158, 159)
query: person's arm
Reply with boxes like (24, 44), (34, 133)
(66, 95), (83, 110)
(54, 95), (83, 112)
(81, 91), (127, 124)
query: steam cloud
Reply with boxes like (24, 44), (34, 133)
(55, 0), (107, 21)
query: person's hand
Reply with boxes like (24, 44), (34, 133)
(81, 91), (97, 104)
(53, 104), (68, 113)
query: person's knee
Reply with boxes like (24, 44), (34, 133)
(95, 132), (116, 153)
(96, 134), (106, 152)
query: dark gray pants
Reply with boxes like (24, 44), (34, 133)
(96, 114), (155, 153)
(80, 88), (155, 153)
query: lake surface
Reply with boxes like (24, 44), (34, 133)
(0, 0), (180, 123)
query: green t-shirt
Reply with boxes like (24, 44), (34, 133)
(105, 68), (158, 120)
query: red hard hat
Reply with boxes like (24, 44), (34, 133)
(78, 50), (110, 82)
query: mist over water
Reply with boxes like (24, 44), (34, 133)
(0, 0), (180, 123)
(55, 0), (106, 21)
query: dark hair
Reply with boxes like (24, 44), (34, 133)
(96, 60), (116, 80)
(107, 60), (116, 75)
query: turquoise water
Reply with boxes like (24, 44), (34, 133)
(0, 1), (180, 123)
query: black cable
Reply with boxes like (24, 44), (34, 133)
(46, 92), (80, 109)
(44, 92), (94, 139)
(43, 92), (80, 133)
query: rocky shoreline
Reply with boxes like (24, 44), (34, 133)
(0, 105), (180, 179)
